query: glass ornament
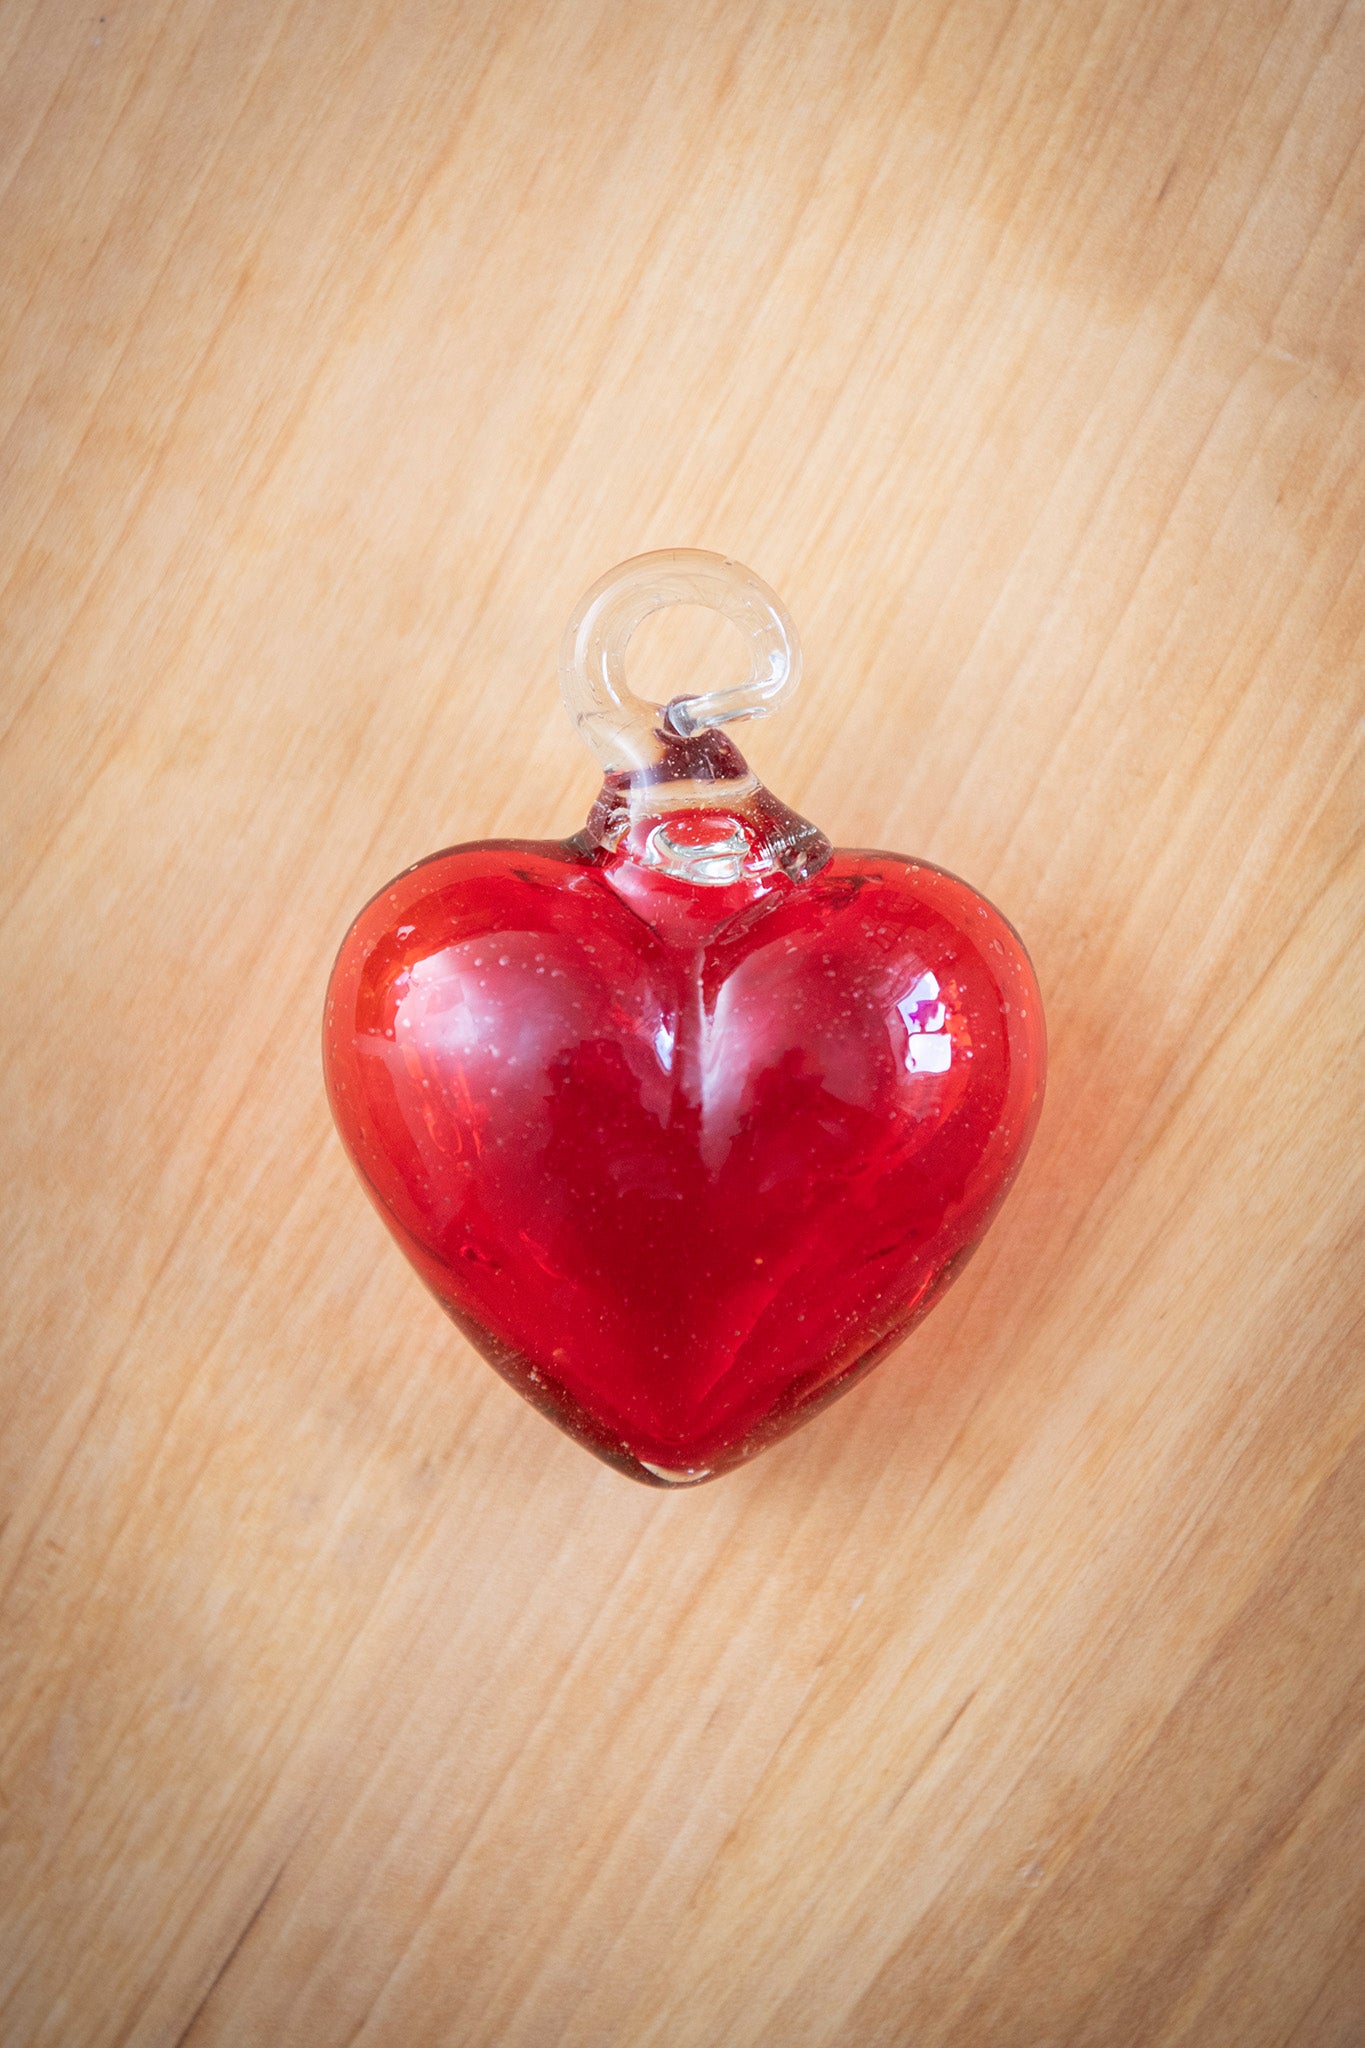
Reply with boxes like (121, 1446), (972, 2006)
(324, 551), (1045, 1485)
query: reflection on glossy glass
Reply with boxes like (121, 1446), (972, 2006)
(324, 551), (1045, 1484)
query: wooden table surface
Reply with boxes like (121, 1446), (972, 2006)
(3, 2), (1364, 2043)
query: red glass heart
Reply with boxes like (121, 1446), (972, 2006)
(324, 553), (1044, 1484)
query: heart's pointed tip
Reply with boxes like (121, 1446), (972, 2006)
(635, 1459), (718, 1488)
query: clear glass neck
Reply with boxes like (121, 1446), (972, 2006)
(576, 726), (828, 889)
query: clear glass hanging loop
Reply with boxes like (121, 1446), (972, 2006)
(559, 549), (802, 776)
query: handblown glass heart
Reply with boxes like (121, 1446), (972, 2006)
(324, 551), (1045, 1484)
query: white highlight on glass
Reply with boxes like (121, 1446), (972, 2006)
(897, 969), (952, 1074)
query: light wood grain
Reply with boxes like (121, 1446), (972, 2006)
(2, 1), (1363, 2043)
